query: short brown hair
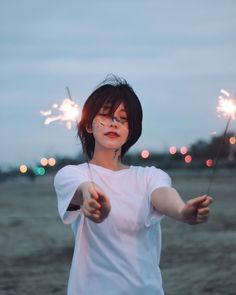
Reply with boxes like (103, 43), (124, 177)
(78, 75), (143, 159)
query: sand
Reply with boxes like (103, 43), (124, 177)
(1, 170), (236, 295)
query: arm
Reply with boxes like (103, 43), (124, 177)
(151, 187), (213, 225)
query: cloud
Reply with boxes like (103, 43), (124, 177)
(1, 41), (235, 79)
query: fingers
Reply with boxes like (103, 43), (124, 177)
(184, 195), (212, 225)
(83, 198), (101, 215)
(82, 207), (102, 223)
(196, 206), (210, 223)
(188, 195), (207, 207)
(198, 196), (213, 208)
(87, 197), (101, 210)
(195, 195), (212, 224)
(83, 189), (101, 209)
(94, 187), (109, 204)
(196, 214), (209, 223)
(188, 195), (213, 208)
(197, 207), (210, 216)
(82, 189), (102, 222)
(82, 182), (111, 223)
(89, 184), (109, 203)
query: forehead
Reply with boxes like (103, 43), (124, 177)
(101, 102), (127, 112)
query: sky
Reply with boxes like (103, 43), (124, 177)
(1, 0), (236, 169)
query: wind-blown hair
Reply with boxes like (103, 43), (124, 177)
(78, 75), (143, 160)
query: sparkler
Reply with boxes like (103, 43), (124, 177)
(40, 87), (80, 129)
(206, 89), (236, 195)
(40, 87), (99, 204)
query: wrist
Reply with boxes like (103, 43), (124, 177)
(179, 205), (188, 222)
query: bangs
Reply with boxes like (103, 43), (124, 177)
(102, 93), (126, 116)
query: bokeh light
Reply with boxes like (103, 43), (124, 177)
(19, 164), (28, 173)
(229, 136), (236, 145)
(169, 146), (177, 155)
(180, 146), (188, 155)
(141, 150), (150, 159)
(184, 155), (192, 164)
(206, 159), (213, 167)
(48, 158), (56, 166)
(34, 166), (46, 176)
(40, 158), (48, 166)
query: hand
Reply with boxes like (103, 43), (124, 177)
(181, 195), (213, 225)
(81, 182), (111, 223)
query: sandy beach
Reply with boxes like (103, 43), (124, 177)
(1, 170), (236, 295)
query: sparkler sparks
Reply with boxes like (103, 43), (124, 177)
(40, 91), (80, 129)
(217, 89), (236, 120)
(206, 88), (236, 195)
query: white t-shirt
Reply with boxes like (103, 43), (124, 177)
(54, 163), (172, 295)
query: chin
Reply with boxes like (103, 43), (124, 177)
(95, 137), (127, 151)
(104, 144), (123, 150)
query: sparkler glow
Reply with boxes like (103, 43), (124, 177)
(217, 89), (236, 120)
(40, 88), (80, 129)
(207, 88), (236, 195)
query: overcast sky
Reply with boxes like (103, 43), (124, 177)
(1, 0), (236, 169)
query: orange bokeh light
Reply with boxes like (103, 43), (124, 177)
(206, 159), (213, 167)
(229, 136), (236, 145)
(184, 155), (192, 164)
(180, 146), (188, 155)
(48, 158), (56, 166)
(19, 164), (28, 173)
(169, 146), (177, 155)
(141, 150), (150, 159)
(40, 158), (48, 166)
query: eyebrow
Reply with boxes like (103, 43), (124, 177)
(101, 106), (126, 112)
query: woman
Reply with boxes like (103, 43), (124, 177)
(54, 75), (212, 295)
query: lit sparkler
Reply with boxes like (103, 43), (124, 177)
(207, 89), (236, 195)
(217, 89), (236, 120)
(40, 87), (80, 129)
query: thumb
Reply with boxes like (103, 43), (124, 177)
(188, 195), (207, 207)
(91, 185), (108, 203)
(98, 193), (109, 203)
(89, 184), (100, 200)
(94, 186), (108, 201)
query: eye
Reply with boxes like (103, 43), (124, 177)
(120, 115), (128, 121)
(98, 112), (110, 117)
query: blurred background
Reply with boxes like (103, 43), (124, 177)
(1, 1), (236, 294)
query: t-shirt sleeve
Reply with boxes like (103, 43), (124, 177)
(145, 166), (172, 227)
(54, 165), (90, 224)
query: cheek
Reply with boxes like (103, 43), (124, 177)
(92, 118), (106, 131)
(124, 124), (129, 134)
(122, 126), (130, 140)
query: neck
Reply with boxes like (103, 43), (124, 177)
(89, 148), (124, 171)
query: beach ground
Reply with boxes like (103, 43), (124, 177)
(1, 170), (235, 295)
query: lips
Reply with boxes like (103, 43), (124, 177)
(104, 132), (120, 137)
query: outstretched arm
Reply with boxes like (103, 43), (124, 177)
(151, 187), (212, 225)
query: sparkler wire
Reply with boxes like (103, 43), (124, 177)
(66, 86), (72, 100)
(206, 115), (232, 195)
(206, 91), (236, 195)
(66, 87), (97, 196)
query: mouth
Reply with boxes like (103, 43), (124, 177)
(104, 132), (120, 138)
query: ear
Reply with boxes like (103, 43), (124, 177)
(85, 124), (93, 134)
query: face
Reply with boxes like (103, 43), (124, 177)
(87, 102), (129, 151)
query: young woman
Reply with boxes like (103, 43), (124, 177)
(54, 76), (212, 295)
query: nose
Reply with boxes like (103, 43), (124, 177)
(109, 117), (119, 128)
